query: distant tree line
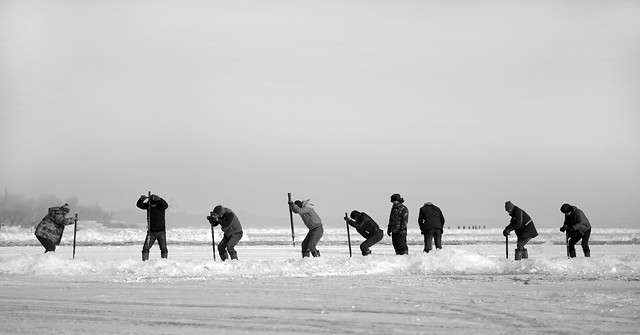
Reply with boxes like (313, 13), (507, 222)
(0, 190), (112, 227)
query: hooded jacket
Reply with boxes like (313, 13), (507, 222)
(505, 206), (538, 240)
(136, 197), (169, 232)
(418, 203), (445, 233)
(209, 207), (243, 237)
(291, 201), (323, 230)
(347, 212), (382, 239)
(34, 206), (75, 245)
(562, 206), (591, 235)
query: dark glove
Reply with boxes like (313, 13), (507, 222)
(207, 215), (219, 225)
(559, 226), (566, 233)
(502, 229), (509, 237)
(288, 201), (293, 205)
(387, 230), (392, 236)
(139, 195), (148, 200)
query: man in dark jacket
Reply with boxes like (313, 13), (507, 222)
(207, 205), (243, 261)
(388, 193), (409, 255)
(137, 194), (169, 261)
(345, 210), (384, 256)
(503, 201), (538, 260)
(560, 203), (592, 257)
(418, 202), (445, 253)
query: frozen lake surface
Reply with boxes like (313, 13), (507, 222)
(1, 227), (639, 334)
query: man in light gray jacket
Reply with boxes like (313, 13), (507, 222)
(289, 199), (323, 258)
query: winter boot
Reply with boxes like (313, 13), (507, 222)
(142, 252), (149, 262)
(362, 249), (372, 256)
(229, 251), (238, 260)
(302, 251), (310, 258)
(584, 251), (590, 257)
(522, 248), (529, 259)
(220, 251), (229, 261)
(514, 249), (523, 261)
(161, 252), (168, 259)
(569, 250), (577, 258)
(312, 250), (321, 257)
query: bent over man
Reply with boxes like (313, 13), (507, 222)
(208, 205), (243, 261)
(503, 201), (538, 260)
(560, 203), (592, 257)
(345, 210), (384, 256)
(418, 202), (445, 253)
(34, 203), (75, 253)
(289, 199), (323, 258)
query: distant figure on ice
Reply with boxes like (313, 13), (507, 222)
(344, 210), (384, 256)
(207, 205), (243, 261)
(418, 202), (445, 253)
(34, 203), (75, 253)
(137, 194), (169, 261)
(560, 203), (592, 257)
(503, 201), (538, 260)
(388, 193), (409, 255)
(289, 199), (323, 257)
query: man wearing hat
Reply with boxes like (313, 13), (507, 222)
(388, 193), (409, 255)
(503, 201), (538, 260)
(34, 203), (76, 253)
(560, 203), (592, 257)
(137, 194), (169, 261)
(207, 205), (243, 261)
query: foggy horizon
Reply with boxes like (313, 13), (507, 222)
(1, 1), (639, 229)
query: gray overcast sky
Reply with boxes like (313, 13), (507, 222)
(1, 0), (639, 228)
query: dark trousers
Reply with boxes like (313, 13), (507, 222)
(423, 229), (442, 253)
(391, 232), (408, 255)
(569, 229), (591, 257)
(218, 231), (243, 261)
(142, 231), (168, 260)
(516, 237), (532, 250)
(360, 230), (384, 255)
(302, 226), (323, 257)
(37, 236), (56, 253)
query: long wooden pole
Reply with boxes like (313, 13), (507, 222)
(210, 212), (217, 261)
(505, 235), (509, 259)
(345, 212), (352, 257)
(144, 191), (151, 260)
(565, 230), (570, 258)
(287, 193), (295, 247)
(72, 213), (78, 259)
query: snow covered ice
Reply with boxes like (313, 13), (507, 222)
(1, 225), (639, 334)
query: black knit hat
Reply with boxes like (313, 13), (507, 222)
(560, 203), (572, 213)
(350, 210), (360, 220)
